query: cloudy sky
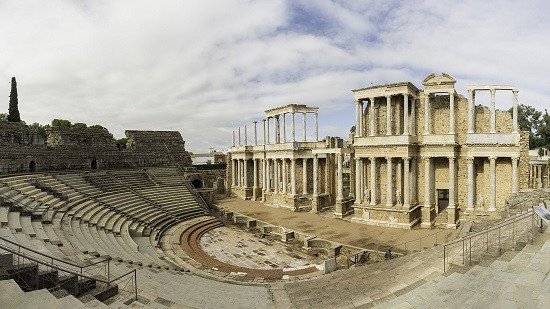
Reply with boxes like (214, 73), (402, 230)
(1, 0), (549, 152)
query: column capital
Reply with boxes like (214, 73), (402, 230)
(511, 156), (519, 161)
(466, 156), (474, 163)
(512, 89), (519, 95)
(490, 88), (496, 95)
(403, 156), (411, 162)
(489, 156), (497, 161)
(448, 156), (456, 161)
(385, 156), (392, 161)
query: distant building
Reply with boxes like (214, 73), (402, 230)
(529, 148), (549, 189)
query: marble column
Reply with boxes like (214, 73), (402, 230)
(369, 98), (375, 136)
(275, 116), (280, 144)
(314, 112), (319, 141)
(411, 99), (417, 135)
(243, 159), (248, 187)
(238, 127), (242, 145)
(512, 90), (519, 133)
(291, 159), (296, 195)
(313, 155), (318, 195)
(337, 154), (343, 201)
(467, 157), (475, 210)
(386, 157), (393, 207)
(490, 89), (496, 133)
(359, 101), (364, 137)
(282, 113), (286, 143)
(386, 95), (392, 135)
(303, 112), (307, 142)
(355, 101), (361, 137)
(237, 160), (242, 187)
(262, 159), (267, 192)
(266, 159), (271, 191)
(302, 158), (308, 194)
(403, 94), (409, 135)
(266, 118), (270, 144)
(282, 159), (287, 194)
(292, 113), (296, 142)
(253, 121), (258, 145)
(359, 158), (364, 202)
(424, 157), (431, 207)
(253, 159), (258, 188)
(262, 119), (266, 145)
(424, 94), (430, 135)
(489, 156), (496, 211)
(232, 130), (235, 147)
(449, 92), (455, 134)
(232, 159), (236, 186)
(411, 158), (417, 204)
(403, 157), (410, 209)
(468, 89), (475, 133)
(355, 157), (361, 204)
(274, 159), (279, 193)
(448, 157), (456, 208)
(244, 125), (248, 145)
(512, 157), (519, 194)
(370, 157), (377, 206)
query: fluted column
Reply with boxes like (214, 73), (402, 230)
(467, 157), (475, 210)
(468, 89), (475, 133)
(449, 92), (455, 134)
(232, 130), (235, 147)
(512, 157), (519, 193)
(253, 121), (258, 145)
(355, 101), (361, 137)
(490, 89), (496, 133)
(355, 157), (361, 204)
(314, 112), (319, 141)
(282, 113), (286, 143)
(370, 157), (377, 205)
(448, 157), (455, 209)
(369, 98), (375, 136)
(386, 95), (392, 135)
(253, 159), (258, 188)
(274, 159), (279, 193)
(262, 119), (266, 145)
(302, 158), (308, 194)
(403, 157), (410, 209)
(337, 154), (343, 201)
(512, 90), (519, 133)
(266, 118), (270, 144)
(386, 157), (393, 207)
(403, 94), (409, 135)
(243, 159), (248, 187)
(313, 155), (318, 195)
(282, 159), (287, 194)
(489, 156), (496, 211)
(238, 127), (242, 145)
(424, 94), (430, 135)
(291, 159), (296, 195)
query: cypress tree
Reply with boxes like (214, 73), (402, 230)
(7, 77), (21, 122)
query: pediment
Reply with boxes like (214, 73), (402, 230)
(422, 73), (456, 86)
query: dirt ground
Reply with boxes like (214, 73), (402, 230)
(215, 197), (454, 251)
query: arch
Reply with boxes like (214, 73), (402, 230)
(191, 179), (203, 189)
(29, 161), (36, 173)
(91, 159), (98, 170)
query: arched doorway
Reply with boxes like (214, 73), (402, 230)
(91, 159), (97, 170)
(29, 161), (36, 173)
(191, 179), (203, 189)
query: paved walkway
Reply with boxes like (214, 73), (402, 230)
(216, 197), (453, 250)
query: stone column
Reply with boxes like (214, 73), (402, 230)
(274, 159), (279, 193)
(359, 101), (364, 137)
(403, 157), (410, 209)
(244, 125), (248, 145)
(302, 158), (308, 194)
(313, 155), (318, 195)
(468, 89), (475, 133)
(355, 157), (361, 204)
(314, 112), (319, 141)
(243, 159), (248, 188)
(282, 113), (286, 143)
(266, 118), (270, 144)
(448, 157), (456, 208)
(369, 98), (375, 136)
(231, 159), (236, 186)
(337, 153), (343, 201)
(424, 157), (431, 208)
(359, 158), (364, 202)
(275, 116), (280, 144)
(303, 112), (307, 142)
(292, 113), (296, 142)
(512, 90), (519, 133)
(467, 157), (475, 211)
(253, 159), (258, 188)
(411, 98), (417, 136)
(237, 160), (242, 187)
(386, 95), (392, 135)
(238, 127), (242, 145)
(282, 159), (287, 194)
(355, 101), (361, 137)
(489, 156), (496, 211)
(262, 119), (266, 145)
(291, 159), (296, 195)
(370, 157), (377, 205)
(449, 91), (455, 134)
(403, 94), (409, 135)
(424, 94), (430, 135)
(266, 159), (271, 191)
(253, 121), (258, 145)
(512, 157), (519, 194)
(411, 157), (417, 204)
(232, 130), (235, 147)
(490, 89), (496, 133)
(262, 159), (267, 192)
(386, 157), (393, 207)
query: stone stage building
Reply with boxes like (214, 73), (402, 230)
(228, 73), (530, 229)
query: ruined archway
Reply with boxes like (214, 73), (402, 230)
(29, 161), (36, 173)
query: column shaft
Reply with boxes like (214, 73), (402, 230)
(302, 158), (308, 194)
(449, 92), (455, 134)
(303, 113), (307, 141)
(337, 154), (343, 201)
(282, 113), (286, 143)
(489, 157), (496, 211)
(266, 118), (270, 144)
(424, 95), (430, 135)
(253, 121), (258, 145)
(243, 159), (248, 187)
(262, 119), (266, 145)
(512, 90), (519, 133)
(386, 157), (393, 206)
(313, 155), (318, 195)
(490, 89), (496, 133)
(359, 102), (364, 137)
(468, 89), (475, 133)
(355, 157), (361, 204)
(266, 159), (271, 191)
(274, 159), (279, 193)
(370, 158), (377, 205)
(253, 159), (258, 188)
(424, 157), (431, 207)
(403, 157), (410, 208)
(244, 125), (247, 145)
(386, 95), (392, 135)
(282, 159), (287, 194)
(369, 98), (375, 136)
(403, 94), (409, 135)
(355, 101), (361, 137)
(314, 112), (319, 141)
(232, 130), (235, 147)
(448, 157), (455, 208)
(467, 158), (475, 210)
(292, 113), (296, 142)
(512, 157), (518, 193)
(291, 159), (296, 195)
(238, 127), (242, 145)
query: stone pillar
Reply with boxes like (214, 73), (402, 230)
(370, 157), (377, 206)
(314, 112), (319, 141)
(313, 155), (318, 195)
(292, 113), (296, 142)
(274, 159), (279, 193)
(359, 101), (364, 137)
(467, 157), (475, 211)
(291, 159), (296, 195)
(411, 98), (417, 136)
(266, 118), (270, 144)
(490, 89), (496, 133)
(266, 159), (271, 191)
(253, 159), (258, 200)
(468, 89), (475, 133)
(449, 91), (455, 134)
(303, 112), (307, 141)
(448, 157), (456, 208)
(403, 94), (409, 135)
(369, 98), (375, 136)
(337, 153), (343, 202)
(386, 95), (392, 135)
(262, 159), (267, 193)
(231, 159), (236, 186)
(253, 121), (258, 145)
(355, 157), (361, 204)
(386, 157), (393, 207)
(237, 160), (242, 187)
(403, 157), (410, 209)
(424, 94), (430, 135)
(359, 158), (364, 202)
(302, 158), (308, 194)
(355, 101), (361, 137)
(422, 157), (432, 227)
(282, 159), (287, 194)
(243, 159), (248, 188)
(232, 130), (235, 147)
(411, 157), (417, 205)
(512, 90), (519, 133)
(282, 113), (286, 143)
(244, 125), (248, 145)
(238, 127), (242, 145)
(275, 116), (280, 144)
(489, 156), (496, 211)
(262, 119), (267, 145)
(512, 157), (519, 194)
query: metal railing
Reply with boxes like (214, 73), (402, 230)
(390, 229), (448, 254)
(0, 235), (137, 301)
(443, 210), (539, 272)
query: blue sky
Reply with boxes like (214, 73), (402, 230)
(1, 0), (549, 152)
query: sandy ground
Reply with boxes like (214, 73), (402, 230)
(215, 197), (454, 251)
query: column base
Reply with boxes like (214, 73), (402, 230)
(311, 194), (320, 213)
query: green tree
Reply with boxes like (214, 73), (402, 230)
(29, 122), (47, 139)
(513, 104), (544, 148)
(0, 113), (6, 122)
(7, 77), (21, 122)
(72, 122), (87, 129)
(89, 124), (107, 130)
(51, 119), (72, 128)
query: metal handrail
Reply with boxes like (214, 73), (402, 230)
(391, 229), (447, 253)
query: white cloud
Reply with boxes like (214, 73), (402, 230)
(0, 0), (548, 152)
